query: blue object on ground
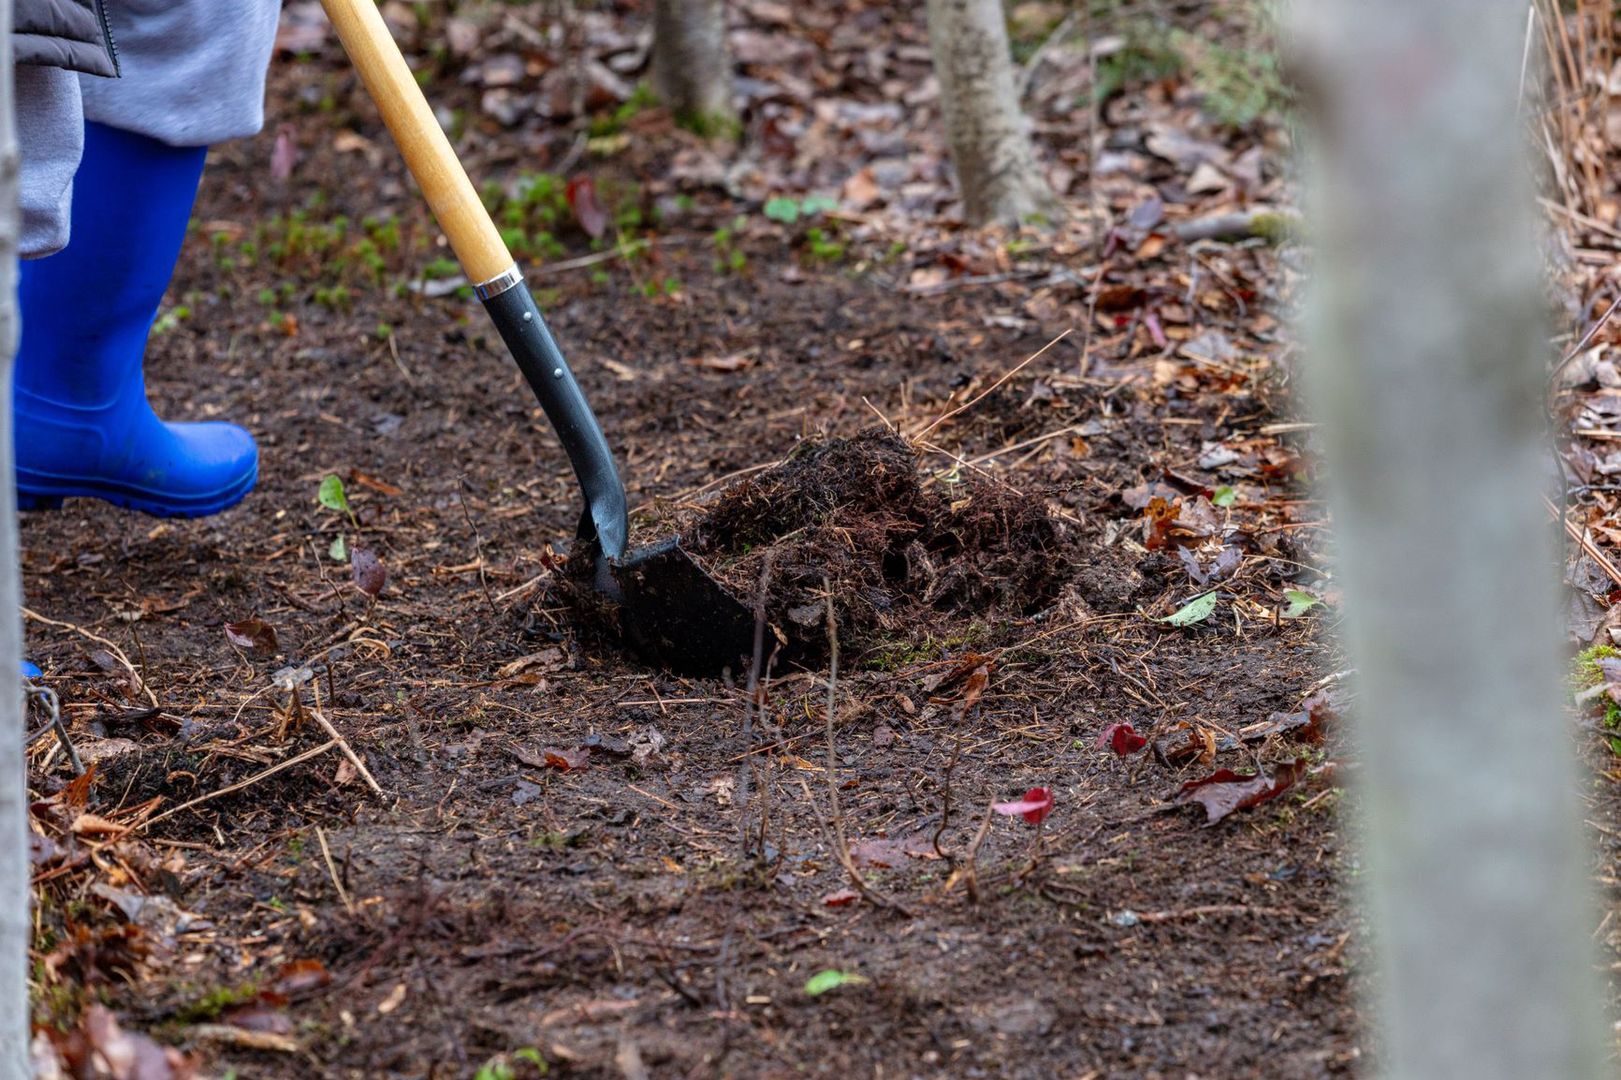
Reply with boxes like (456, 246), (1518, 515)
(14, 121), (257, 518)
(20, 661), (41, 680)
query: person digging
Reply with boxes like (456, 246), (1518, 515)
(11, 1), (280, 687)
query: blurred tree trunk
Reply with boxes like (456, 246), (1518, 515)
(651, 0), (736, 136)
(1296, 1), (1608, 1077)
(0, 0), (26, 1070)
(925, 0), (1057, 226)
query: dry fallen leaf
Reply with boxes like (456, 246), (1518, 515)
(1172, 758), (1307, 826)
(332, 129), (377, 155)
(688, 352), (756, 373)
(842, 166), (880, 210)
(71, 813), (127, 838)
(225, 617), (278, 655)
(376, 983), (408, 1016)
(497, 647), (566, 679)
(850, 833), (941, 868)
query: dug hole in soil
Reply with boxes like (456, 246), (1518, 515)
(576, 430), (1073, 670)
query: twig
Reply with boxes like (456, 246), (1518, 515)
(22, 607), (158, 708)
(735, 553), (774, 861)
(136, 739), (339, 832)
(861, 396), (898, 436)
(529, 234), (684, 277)
(809, 578), (911, 915)
(963, 425), (1084, 469)
(932, 732), (965, 862)
(307, 539), (350, 614)
(1549, 292), (1621, 388)
(916, 437), (1083, 526)
(310, 705), (384, 798)
(457, 478), (498, 616)
(493, 570), (552, 604)
(1546, 494), (1621, 588)
(24, 680), (82, 776)
(1131, 904), (1287, 924)
(632, 457), (784, 515)
(1519, 2), (1538, 114)
(384, 329), (412, 383)
(1171, 208), (1299, 245)
(1018, 9), (1079, 100)
(316, 826), (356, 916)
(186, 1025), (300, 1054)
(910, 329), (1073, 442)
(957, 804), (998, 903)
(901, 269), (1050, 296)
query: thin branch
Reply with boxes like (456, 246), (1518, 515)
(809, 578), (911, 915)
(316, 826), (356, 916)
(21, 608), (158, 708)
(136, 739), (340, 833)
(910, 329), (1073, 442)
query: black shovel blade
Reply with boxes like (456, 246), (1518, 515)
(609, 537), (760, 676)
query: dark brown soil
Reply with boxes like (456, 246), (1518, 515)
(677, 430), (1071, 664)
(20, 4), (1367, 1079)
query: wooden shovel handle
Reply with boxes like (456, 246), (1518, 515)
(320, 0), (513, 286)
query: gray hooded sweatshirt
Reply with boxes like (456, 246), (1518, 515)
(13, 0), (280, 257)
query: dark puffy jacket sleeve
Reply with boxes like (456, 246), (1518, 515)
(14, 0), (118, 78)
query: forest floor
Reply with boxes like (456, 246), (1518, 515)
(21, 1), (1549, 1077)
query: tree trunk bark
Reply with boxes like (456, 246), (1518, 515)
(1296, 1), (1608, 1077)
(651, 0), (735, 136)
(0, 0), (27, 1071)
(924, 0), (1058, 227)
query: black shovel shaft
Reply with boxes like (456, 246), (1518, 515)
(481, 279), (629, 561)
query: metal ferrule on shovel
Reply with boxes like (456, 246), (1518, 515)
(322, 0), (758, 675)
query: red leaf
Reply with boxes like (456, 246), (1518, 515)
(507, 743), (590, 771)
(269, 958), (331, 997)
(992, 787), (1053, 824)
(1172, 759), (1307, 826)
(1144, 309), (1168, 349)
(542, 747), (590, 772)
(1097, 723), (1148, 756)
(1094, 284), (1148, 312)
(822, 888), (860, 907)
(270, 124), (299, 182)
(351, 547), (387, 597)
(566, 176), (609, 239)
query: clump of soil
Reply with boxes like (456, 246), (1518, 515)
(684, 430), (1072, 663)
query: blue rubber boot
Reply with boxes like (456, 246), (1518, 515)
(14, 122), (258, 518)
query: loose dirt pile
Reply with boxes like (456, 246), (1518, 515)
(674, 430), (1072, 665)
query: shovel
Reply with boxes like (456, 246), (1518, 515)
(321, 0), (758, 674)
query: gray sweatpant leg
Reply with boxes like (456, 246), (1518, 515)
(17, 65), (84, 259)
(16, 0), (281, 258)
